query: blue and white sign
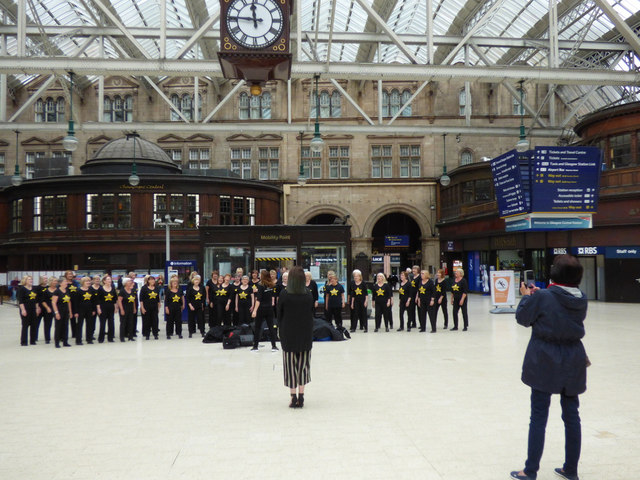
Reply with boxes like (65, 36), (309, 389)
(506, 214), (592, 232)
(371, 255), (384, 263)
(531, 147), (602, 214)
(490, 150), (528, 218)
(573, 246), (603, 256)
(605, 246), (640, 258)
(384, 235), (410, 247)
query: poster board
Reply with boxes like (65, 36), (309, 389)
(489, 270), (517, 313)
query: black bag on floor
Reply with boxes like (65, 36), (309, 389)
(239, 334), (254, 346)
(223, 331), (241, 349)
(203, 325), (225, 343)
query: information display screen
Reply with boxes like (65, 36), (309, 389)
(490, 150), (527, 218)
(531, 147), (602, 213)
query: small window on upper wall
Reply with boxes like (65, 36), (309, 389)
(239, 92), (271, 119)
(513, 88), (526, 115)
(382, 89), (412, 117)
(461, 150), (473, 165)
(310, 90), (342, 118)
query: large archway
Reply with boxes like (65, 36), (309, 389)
(371, 212), (423, 277)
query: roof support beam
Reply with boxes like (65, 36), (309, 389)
(353, 0), (419, 64)
(426, 0), (433, 64)
(8, 75), (55, 122)
(2, 57), (638, 86)
(387, 80), (429, 125)
(441, 0), (505, 65)
(330, 79), (374, 125)
(1, 121), (565, 138)
(91, 0), (152, 59)
(201, 79), (245, 123)
(174, 12), (220, 60)
(159, 0), (166, 58)
(16, 0), (25, 57)
(593, 0), (640, 59)
(549, 0), (559, 69)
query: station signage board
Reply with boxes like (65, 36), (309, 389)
(384, 235), (409, 247)
(531, 147), (602, 214)
(490, 150), (527, 218)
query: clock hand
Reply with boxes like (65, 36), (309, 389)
(251, 0), (258, 28)
(229, 16), (264, 22)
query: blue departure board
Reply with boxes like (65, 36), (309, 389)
(531, 147), (602, 213)
(490, 150), (527, 218)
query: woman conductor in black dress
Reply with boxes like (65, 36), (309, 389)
(251, 269), (278, 352)
(278, 266), (314, 408)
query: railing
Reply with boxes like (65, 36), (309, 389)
(600, 166), (640, 196)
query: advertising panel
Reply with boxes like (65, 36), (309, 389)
(490, 270), (516, 307)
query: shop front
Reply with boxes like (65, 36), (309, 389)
(200, 225), (351, 285)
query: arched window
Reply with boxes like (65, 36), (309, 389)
(239, 91), (271, 119)
(319, 91), (330, 117)
(170, 94), (181, 121)
(401, 89), (412, 116)
(35, 99), (44, 122)
(390, 89), (401, 116)
(56, 97), (65, 122)
(103, 97), (112, 122)
(113, 95), (124, 122)
(181, 94), (193, 121)
(124, 95), (133, 122)
(513, 88), (526, 115)
(46, 97), (56, 122)
(331, 91), (341, 118)
(459, 89), (467, 116)
(461, 149), (473, 165)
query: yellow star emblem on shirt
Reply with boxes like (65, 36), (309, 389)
(376, 288), (385, 296)
(127, 295), (136, 303)
(218, 289), (227, 296)
(172, 294), (180, 302)
(436, 285), (442, 292)
(195, 292), (203, 300)
(69, 285), (77, 292)
(411, 280), (415, 287)
(330, 288), (339, 296)
(239, 291), (248, 299)
(148, 291), (158, 299)
(83, 291), (92, 301)
(452, 284), (460, 291)
(62, 295), (70, 303)
(354, 287), (363, 295)
(29, 291), (37, 300)
(398, 287), (404, 296)
(104, 293), (114, 302)
(419, 286), (426, 294)
(252, 285), (258, 292)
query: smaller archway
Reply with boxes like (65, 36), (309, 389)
(371, 212), (423, 278)
(306, 213), (341, 224)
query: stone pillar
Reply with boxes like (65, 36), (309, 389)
(351, 236), (373, 279)
(422, 236), (440, 273)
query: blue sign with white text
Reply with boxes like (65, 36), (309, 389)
(385, 235), (410, 247)
(531, 147), (602, 213)
(490, 150), (528, 218)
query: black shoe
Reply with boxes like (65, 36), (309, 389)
(87, 340), (94, 344)
(374, 328), (379, 332)
(385, 327), (389, 332)
(154, 335), (159, 340)
(289, 394), (298, 408)
(510, 472), (534, 480)
(76, 341), (83, 345)
(363, 329), (368, 333)
(450, 327), (458, 331)
(55, 343), (60, 348)
(108, 339), (115, 343)
(397, 328), (404, 331)
(419, 328), (426, 332)
(46, 340), (51, 344)
(349, 329), (356, 333)
(189, 333), (192, 338)
(121, 339), (126, 342)
(178, 335), (183, 339)
(554, 468), (579, 480)
(167, 336), (171, 340)
(129, 337), (135, 341)
(30, 342), (37, 345)
(145, 336), (150, 340)
(63, 343), (71, 347)
(407, 328), (411, 332)
(430, 330), (436, 333)
(463, 327), (468, 331)
(443, 326), (448, 330)
(297, 394), (304, 408)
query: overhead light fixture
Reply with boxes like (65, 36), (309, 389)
(440, 133), (451, 187)
(126, 131), (140, 186)
(11, 130), (23, 186)
(310, 74), (324, 154)
(62, 71), (79, 152)
(515, 80), (530, 153)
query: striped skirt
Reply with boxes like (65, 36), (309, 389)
(282, 350), (311, 388)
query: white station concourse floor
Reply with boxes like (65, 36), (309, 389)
(0, 293), (638, 480)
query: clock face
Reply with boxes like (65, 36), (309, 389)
(225, 0), (284, 49)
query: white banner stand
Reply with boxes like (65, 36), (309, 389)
(489, 270), (517, 314)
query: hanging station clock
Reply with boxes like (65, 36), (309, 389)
(218, 0), (293, 90)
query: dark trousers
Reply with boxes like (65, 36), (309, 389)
(374, 302), (392, 329)
(76, 309), (94, 343)
(34, 312), (43, 341)
(326, 306), (342, 327)
(42, 311), (54, 343)
(407, 301), (417, 329)
(452, 299), (469, 329)
(208, 304), (218, 328)
(398, 301), (407, 329)
(88, 313), (98, 339)
(142, 308), (159, 338)
(435, 300), (449, 328)
(120, 311), (136, 341)
(166, 308), (182, 337)
(217, 303), (231, 326)
(188, 308), (205, 335)
(417, 304), (428, 331)
(54, 315), (69, 346)
(237, 305), (251, 326)
(351, 301), (367, 331)
(69, 315), (77, 340)
(253, 307), (277, 348)
(524, 389), (581, 479)
(20, 312), (37, 345)
(99, 306), (115, 342)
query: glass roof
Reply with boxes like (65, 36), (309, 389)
(1, 0), (639, 118)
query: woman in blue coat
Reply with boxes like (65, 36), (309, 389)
(510, 254), (588, 480)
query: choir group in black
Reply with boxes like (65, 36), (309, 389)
(16, 264), (470, 347)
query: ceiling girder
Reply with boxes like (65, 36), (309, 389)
(1, 57), (637, 86)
